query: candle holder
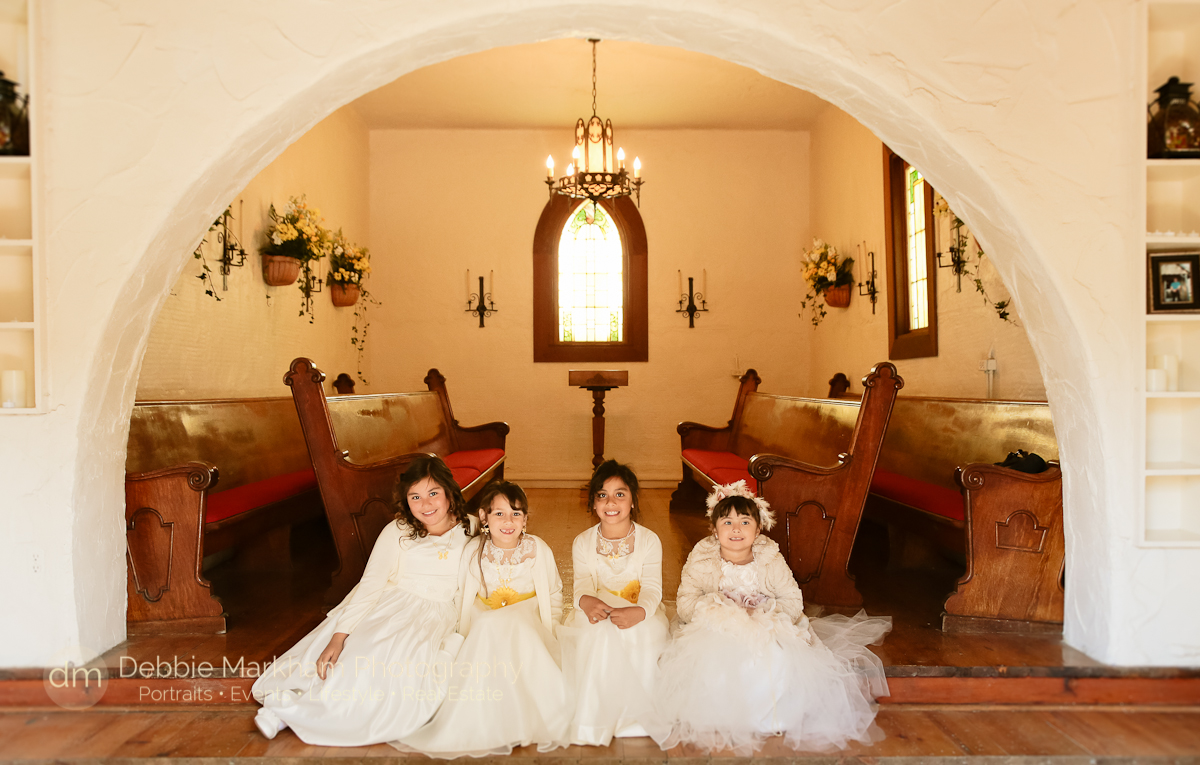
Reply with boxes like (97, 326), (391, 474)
(676, 275), (709, 328)
(857, 248), (878, 314)
(937, 217), (969, 292)
(217, 204), (247, 291)
(466, 275), (498, 328)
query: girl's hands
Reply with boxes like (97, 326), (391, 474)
(316, 633), (348, 680)
(609, 606), (646, 630)
(579, 595), (612, 624)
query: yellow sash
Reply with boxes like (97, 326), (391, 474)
(479, 586), (536, 610)
(606, 580), (641, 604)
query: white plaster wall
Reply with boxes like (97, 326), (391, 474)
(138, 105), (371, 400)
(368, 129), (812, 484)
(806, 105), (1047, 401)
(0, 0), (1187, 667)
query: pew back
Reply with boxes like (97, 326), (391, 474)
(128, 397), (310, 493)
(878, 398), (1057, 491)
(732, 393), (858, 467)
(327, 392), (451, 463)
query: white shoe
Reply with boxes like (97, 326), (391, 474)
(255, 707), (288, 739)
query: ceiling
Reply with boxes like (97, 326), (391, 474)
(353, 39), (833, 131)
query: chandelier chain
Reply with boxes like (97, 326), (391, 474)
(591, 40), (598, 116)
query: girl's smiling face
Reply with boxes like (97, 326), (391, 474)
(484, 494), (526, 548)
(715, 510), (759, 561)
(408, 476), (453, 535)
(594, 476), (634, 534)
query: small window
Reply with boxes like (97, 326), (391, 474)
(533, 195), (647, 363)
(883, 146), (938, 359)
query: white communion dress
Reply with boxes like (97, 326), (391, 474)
(558, 522), (671, 746)
(250, 520), (471, 746)
(396, 534), (571, 758)
(646, 534), (891, 755)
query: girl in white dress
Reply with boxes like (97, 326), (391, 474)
(397, 481), (570, 757)
(646, 481), (891, 755)
(251, 455), (475, 746)
(559, 460), (671, 746)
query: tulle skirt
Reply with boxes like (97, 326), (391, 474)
(646, 599), (891, 755)
(558, 591), (671, 746)
(394, 596), (571, 758)
(251, 585), (461, 747)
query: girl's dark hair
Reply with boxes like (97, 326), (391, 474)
(710, 495), (761, 528)
(393, 454), (472, 538)
(587, 459), (640, 522)
(474, 480), (530, 581)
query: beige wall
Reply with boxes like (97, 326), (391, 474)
(807, 106), (1046, 401)
(367, 129), (811, 484)
(136, 105), (372, 400)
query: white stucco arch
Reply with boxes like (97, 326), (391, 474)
(3, 0), (1167, 667)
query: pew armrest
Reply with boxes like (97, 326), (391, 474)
(453, 420), (510, 451)
(678, 421), (733, 451)
(749, 451), (851, 481)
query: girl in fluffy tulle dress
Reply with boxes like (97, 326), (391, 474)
(645, 481), (891, 755)
(251, 455), (475, 746)
(397, 481), (571, 757)
(558, 460), (671, 746)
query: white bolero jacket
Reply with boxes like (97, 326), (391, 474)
(456, 534), (564, 635)
(572, 522), (665, 617)
(675, 534), (806, 626)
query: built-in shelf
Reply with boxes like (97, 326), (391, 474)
(1146, 391), (1200, 398)
(1144, 528), (1200, 545)
(1148, 313), (1200, 322)
(1146, 235), (1200, 249)
(1146, 461), (1200, 475)
(0, 321), (32, 329)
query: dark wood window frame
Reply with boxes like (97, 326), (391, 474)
(533, 194), (648, 363)
(883, 146), (939, 360)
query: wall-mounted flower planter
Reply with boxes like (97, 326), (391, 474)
(262, 254), (301, 286)
(826, 284), (851, 308)
(330, 282), (360, 307)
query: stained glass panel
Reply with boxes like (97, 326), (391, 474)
(558, 201), (624, 342)
(905, 166), (929, 331)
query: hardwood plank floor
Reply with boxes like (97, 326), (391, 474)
(3, 707), (1198, 760)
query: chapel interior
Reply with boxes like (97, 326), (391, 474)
(6, 18), (1200, 760)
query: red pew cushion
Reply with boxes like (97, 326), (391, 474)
(682, 449), (748, 474)
(205, 468), (319, 525)
(444, 448), (505, 473)
(869, 468), (964, 522)
(451, 466), (482, 488)
(707, 467), (757, 492)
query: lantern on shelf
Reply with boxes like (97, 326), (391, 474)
(1148, 76), (1200, 158)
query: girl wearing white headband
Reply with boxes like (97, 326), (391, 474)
(645, 480), (892, 754)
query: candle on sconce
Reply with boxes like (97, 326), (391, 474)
(678, 270), (683, 297)
(702, 268), (707, 296)
(1, 369), (26, 408)
(466, 269), (471, 301)
(489, 270), (494, 296)
(633, 157), (641, 179)
(546, 155), (555, 179)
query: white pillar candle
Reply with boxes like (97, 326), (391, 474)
(1147, 368), (1168, 392)
(1158, 354), (1180, 392)
(1, 370), (26, 408)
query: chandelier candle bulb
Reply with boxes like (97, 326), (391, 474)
(566, 163), (574, 176)
(634, 157), (641, 178)
(618, 147), (625, 170)
(546, 155), (554, 179)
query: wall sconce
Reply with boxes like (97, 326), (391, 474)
(300, 262), (323, 321)
(857, 243), (878, 315)
(218, 201), (247, 291)
(676, 269), (709, 328)
(937, 217), (968, 292)
(466, 269), (497, 328)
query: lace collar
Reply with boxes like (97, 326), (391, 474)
(596, 522), (636, 561)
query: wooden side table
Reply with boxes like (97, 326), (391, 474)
(569, 370), (629, 468)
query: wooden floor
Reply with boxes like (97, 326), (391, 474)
(3, 489), (1199, 761)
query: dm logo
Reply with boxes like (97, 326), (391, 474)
(42, 646), (110, 709)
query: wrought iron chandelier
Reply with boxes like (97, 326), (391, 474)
(545, 40), (643, 206)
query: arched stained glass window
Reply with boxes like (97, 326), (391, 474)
(558, 202), (624, 342)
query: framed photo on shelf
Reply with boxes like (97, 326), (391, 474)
(1149, 252), (1200, 313)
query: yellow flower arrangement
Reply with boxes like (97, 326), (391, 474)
(799, 237), (855, 328)
(327, 229), (371, 286)
(263, 195), (331, 265)
(606, 580), (641, 604)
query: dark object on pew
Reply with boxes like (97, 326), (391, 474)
(994, 449), (1048, 474)
(125, 397), (324, 634)
(671, 363), (905, 608)
(828, 372), (851, 398)
(943, 461), (1064, 633)
(332, 373), (355, 395)
(286, 358), (508, 602)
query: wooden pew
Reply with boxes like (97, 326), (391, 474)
(671, 363), (905, 607)
(285, 358), (508, 601)
(867, 396), (1063, 632)
(125, 397), (323, 634)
